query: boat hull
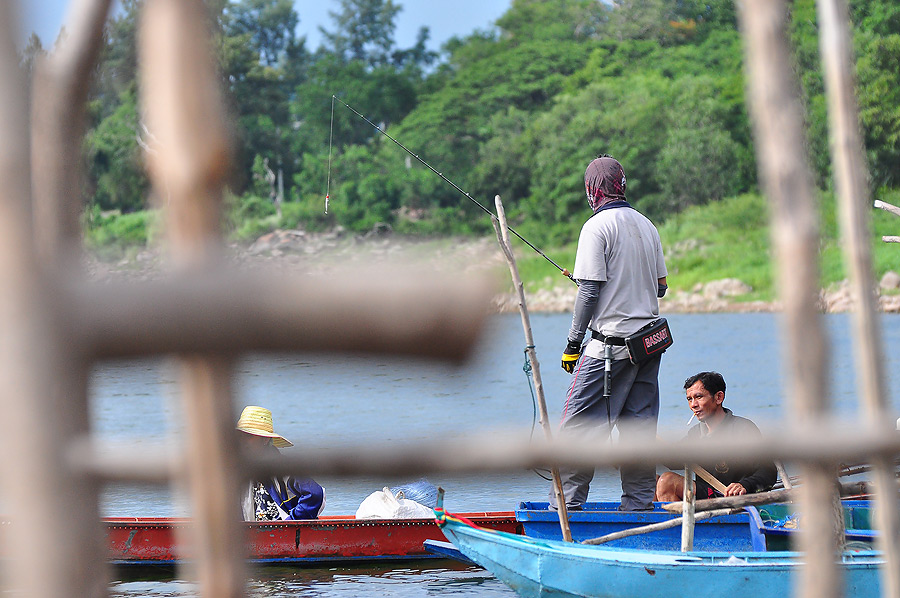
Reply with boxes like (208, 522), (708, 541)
(102, 512), (520, 565)
(517, 501), (759, 551)
(518, 500), (877, 552)
(439, 515), (883, 598)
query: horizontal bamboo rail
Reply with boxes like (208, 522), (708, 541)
(64, 267), (493, 360)
(68, 426), (900, 483)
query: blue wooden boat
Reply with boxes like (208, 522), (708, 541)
(749, 500), (876, 550)
(516, 501), (759, 551)
(437, 509), (884, 598)
(517, 500), (877, 551)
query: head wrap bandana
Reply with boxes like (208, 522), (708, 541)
(584, 156), (627, 212)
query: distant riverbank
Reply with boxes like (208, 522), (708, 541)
(85, 228), (900, 314)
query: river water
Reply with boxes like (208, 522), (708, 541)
(94, 312), (900, 597)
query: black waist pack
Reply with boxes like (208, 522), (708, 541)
(624, 318), (673, 364)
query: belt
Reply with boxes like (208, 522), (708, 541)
(590, 329), (626, 346)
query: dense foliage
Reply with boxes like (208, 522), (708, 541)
(20, 0), (900, 249)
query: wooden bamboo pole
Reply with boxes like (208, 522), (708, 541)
(680, 465), (695, 552)
(776, 462), (794, 490)
(139, 2), (245, 596)
(0, 6), (106, 598)
(874, 202), (900, 241)
(663, 478), (878, 513)
(817, 0), (900, 594)
(71, 427), (900, 484)
(690, 464), (729, 495)
(64, 266), (491, 361)
(491, 195), (572, 542)
(874, 200), (900, 218)
(737, 0), (845, 594)
(31, 0), (114, 265)
(583, 508), (743, 546)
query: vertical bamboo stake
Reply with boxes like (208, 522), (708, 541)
(817, 1), (900, 594)
(0, 5), (106, 598)
(139, 2), (245, 597)
(31, 0), (114, 264)
(736, 1), (844, 597)
(492, 195), (573, 543)
(680, 466), (695, 552)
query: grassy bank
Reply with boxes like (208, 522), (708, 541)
(514, 190), (900, 302)
(84, 191), (900, 301)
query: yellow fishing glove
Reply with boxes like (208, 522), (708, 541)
(561, 340), (583, 374)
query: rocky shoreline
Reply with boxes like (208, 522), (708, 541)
(85, 228), (900, 314)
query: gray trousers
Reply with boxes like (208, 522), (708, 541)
(549, 354), (660, 511)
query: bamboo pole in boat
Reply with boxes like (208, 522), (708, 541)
(737, 0), (845, 596)
(662, 479), (878, 513)
(776, 462), (794, 490)
(874, 200), (900, 219)
(680, 465), (695, 552)
(139, 1), (246, 596)
(583, 507), (743, 546)
(664, 489), (793, 513)
(819, 0), (900, 593)
(492, 195), (572, 543)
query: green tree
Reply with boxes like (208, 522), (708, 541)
(224, 0), (300, 66)
(856, 33), (900, 188)
(219, 0), (307, 194)
(517, 73), (671, 243)
(495, 0), (609, 42)
(84, 86), (148, 212)
(320, 0), (402, 67)
(653, 77), (747, 215)
(18, 32), (45, 78)
(92, 0), (142, 120)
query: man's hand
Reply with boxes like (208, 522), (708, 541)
(724, 483), (747, 497)
(561, 340), (583, 373)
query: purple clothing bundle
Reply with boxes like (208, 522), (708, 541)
(261, 476), (325, 520)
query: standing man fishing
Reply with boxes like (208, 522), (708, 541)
(551, 155), (670, 512)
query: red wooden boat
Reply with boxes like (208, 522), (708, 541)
(105, 512), (521, 565)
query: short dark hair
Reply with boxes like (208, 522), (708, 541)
(684, 371), (726, 396)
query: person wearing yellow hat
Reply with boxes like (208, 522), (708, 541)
(237, 405), (325, 521)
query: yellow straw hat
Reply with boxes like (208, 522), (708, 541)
(236, 406), (293, 448)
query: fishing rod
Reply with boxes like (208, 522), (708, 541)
(329, 95), (577, 286)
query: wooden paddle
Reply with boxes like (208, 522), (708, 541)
(690, 464), (729, 495)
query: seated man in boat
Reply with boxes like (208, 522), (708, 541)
(655, 371), (777, 501)
(237, 405), (326, 520)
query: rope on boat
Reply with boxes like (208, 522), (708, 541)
(523, 345), (553, 482)
(434, 507), (502, 532)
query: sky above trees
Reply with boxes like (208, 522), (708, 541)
(20, 0), (511, 51)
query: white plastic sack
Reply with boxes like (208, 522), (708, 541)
(354, 486), (434, 519)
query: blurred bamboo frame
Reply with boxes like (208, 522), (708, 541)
(0, 1), (897, 598)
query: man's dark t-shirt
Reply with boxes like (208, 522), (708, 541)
(684, 408), (777, 499)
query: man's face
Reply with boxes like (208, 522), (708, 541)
(685, 380), (724, 423)
(239, 432), (272, 452)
